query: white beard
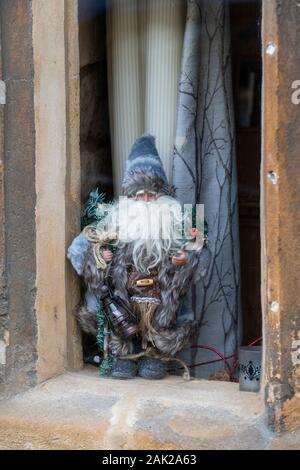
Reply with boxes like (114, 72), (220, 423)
(101, 195), (190, 273)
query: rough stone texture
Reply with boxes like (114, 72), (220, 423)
(262, 1), (300, 432)
(0, 1), (7, 385)
(78, 4), (113, 360)
(268, 427), (300, 450)
(0, 370), (273, 450)
(79, 4), (113, 203)
(80, 63), (110, 144)
(1, 0), (300, 436)
(78, 0), (106, 69)
(0, 0), (38, 396)
(33, 0), (70, 382)
(32, 0), (83, 381)
(65, 0), (84, 372)
(80, 61), (112, 203)
(0, 0), (83, 396)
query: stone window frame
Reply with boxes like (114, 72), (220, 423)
(1, 0), (300, 433)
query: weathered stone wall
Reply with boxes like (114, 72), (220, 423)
(0, 1), (7, 385)
(32, 0), (83, 382)
(263, 0), (300, 432)
(0, 0), (300, 434)
(65, 0), (84, 372)
(0, 0), (82, 397)
(79, 0), (113, 203)
(0, 0), (38, 396)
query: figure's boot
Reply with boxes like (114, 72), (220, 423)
(111, 358), (137, 379)
(138, 357), (167, 380)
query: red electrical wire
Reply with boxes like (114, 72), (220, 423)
(248, 337), (262, 347)
(190, 336), (263, 380)
(188, 353), (237, 370)
(191, 345), (233, 373)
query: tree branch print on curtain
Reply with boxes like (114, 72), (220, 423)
(173, 0), (242, 378)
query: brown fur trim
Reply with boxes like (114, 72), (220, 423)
(109, 247), (200, 356)
(122, 171), (175, 197)
(82, 246), (104, 291)
(153, 250), (199, 330)
(75, 303), (98, 337)
(109, 332), (134, 356)
(152, 321), (198, 356)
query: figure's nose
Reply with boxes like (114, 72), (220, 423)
(143, 193), (150, 202)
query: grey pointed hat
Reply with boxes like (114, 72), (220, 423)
(122, 134), (174, 196)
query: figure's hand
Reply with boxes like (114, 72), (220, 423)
(103, 250), (113, 262)
(171, 249), (188, 266)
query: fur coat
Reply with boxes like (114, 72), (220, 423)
(69, 235), (201, 357)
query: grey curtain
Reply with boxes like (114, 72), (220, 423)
(173, 0), (242, 377)
(106, 0), (186, 195)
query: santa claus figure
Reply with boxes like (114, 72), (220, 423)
(68, 135), (206, 379)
